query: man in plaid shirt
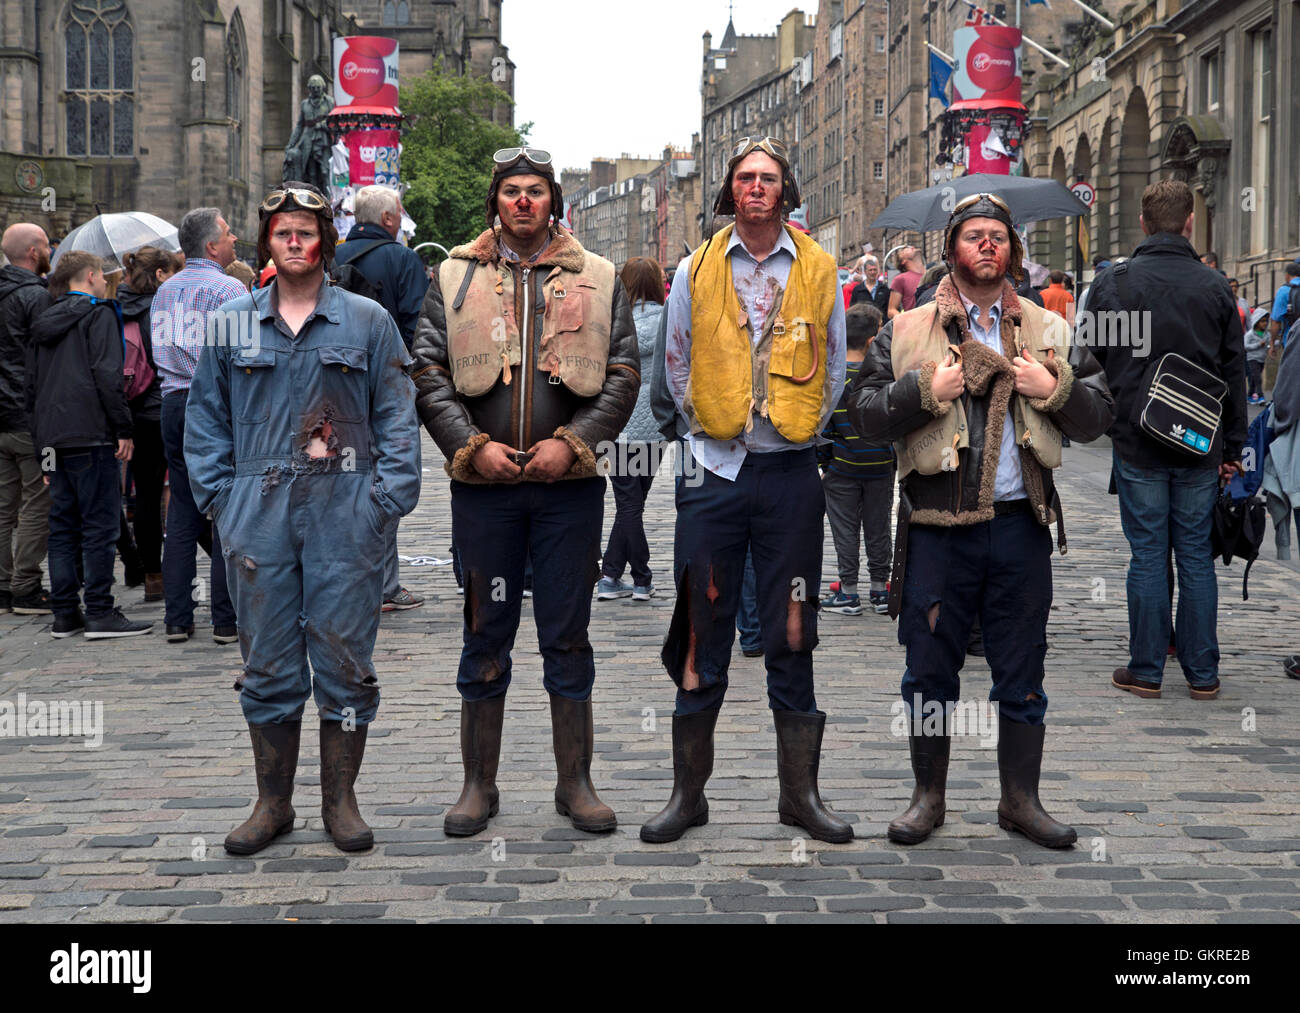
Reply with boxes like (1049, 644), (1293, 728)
(151, 207), (246, 645)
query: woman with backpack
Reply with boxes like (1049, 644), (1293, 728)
(116, 247), (182, 601)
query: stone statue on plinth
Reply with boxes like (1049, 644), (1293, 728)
(282, 75), (333, 193)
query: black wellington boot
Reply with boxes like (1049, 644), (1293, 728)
(444, 696), (505, 837)
(888, 731), (951, 845)
(640, 710), (718, 843)
(320, 721), (373, 852)
(774, 710), (854, 844)
(996, 717), (1077, 849)
(224, 721), (300, 855)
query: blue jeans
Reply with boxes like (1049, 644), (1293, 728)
(162, 391), (235, 629)
(48, 446), (120, 618)
(450, 477), (605, 702)
(1112, 450), (1220, 686)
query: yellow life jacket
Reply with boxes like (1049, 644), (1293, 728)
(685, 224), (837, 444)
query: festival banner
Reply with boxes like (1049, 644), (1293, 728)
(951, 24), (1023, 106)
(333, 36), (400, 113)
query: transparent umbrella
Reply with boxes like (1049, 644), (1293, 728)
(50, 212), (181, 274)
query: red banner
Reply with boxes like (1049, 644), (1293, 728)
(346, 129), (401, 187)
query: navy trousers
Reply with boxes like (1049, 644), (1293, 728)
(162, 391), (235, 629)
(450, 477), (605, 702)
(48, 445), (120, 618)
(898, 507), (1053, 726)
(664, 447), (823, 716)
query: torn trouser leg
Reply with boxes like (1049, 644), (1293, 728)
(664, 448), (824, 715)
(748, 448), (823, 714)
(663, 463), (748, 715)
(449, 480), (528, 702)
(898, 524), (970, 724)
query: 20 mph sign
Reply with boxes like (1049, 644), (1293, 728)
(1071, 181), (1096, 208)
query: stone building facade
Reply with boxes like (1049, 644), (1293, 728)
(798, 0), (889, 263)
(0, 0), (509, 256)
(348, 0), (514, 125)
(885, 0), (1086, 262)
(566, 149), (701, 273)
(700, 10), (813, 235)
(1024, 0), (1300, 305)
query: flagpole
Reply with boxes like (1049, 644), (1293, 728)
(1017, 0), (1021, 28)
(1065, 0), (1116, 31)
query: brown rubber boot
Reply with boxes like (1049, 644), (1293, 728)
(888, 731), (951, 845)
(640, 710), (717, 843)
(996, 717), (1077, 849)
(319, 721), (373, 852)
(550, 695), (617, 833)
(143, 573), (164, 602)
(774, 710), (854, 843)
(444, 696), (505, 836)
(224, 721), (300, 855)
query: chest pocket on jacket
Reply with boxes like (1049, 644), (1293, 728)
(317, 346), (369, 423)
(233, 347), (278, 423)
(544, 281), (606, 397)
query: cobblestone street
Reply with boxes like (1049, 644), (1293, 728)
(1, 435), (1297, 924)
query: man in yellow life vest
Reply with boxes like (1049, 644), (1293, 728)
(847, 194), (1114, 849)
(643, 137), (851, 845)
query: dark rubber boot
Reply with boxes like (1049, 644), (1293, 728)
(224, 721), (300, 855)
(320, 721), (373, 852)
(996, 717), (1077, 849)
(774, 710), (854, 844)
(550, 695), (617, 833)
(888, 731), (951, 844)
(640, 710), (718, 843)
(444, 696), (504, 837)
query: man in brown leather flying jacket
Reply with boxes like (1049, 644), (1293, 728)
(848, 194), (1114, 849)
(410, 147), (639, 837)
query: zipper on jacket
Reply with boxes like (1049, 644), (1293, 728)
(518, 266), (531, 451)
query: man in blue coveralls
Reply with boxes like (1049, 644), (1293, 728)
(185, 182), (421, 854)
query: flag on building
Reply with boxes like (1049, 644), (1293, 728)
(965, 3), (994, 25)
(1026, 0), (1052, 7)
(929, 51), (953, 108)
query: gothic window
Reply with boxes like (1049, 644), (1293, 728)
(382, 1), (410, 25)
(64, 0), (133, 157)
(226, 13), (246, 181)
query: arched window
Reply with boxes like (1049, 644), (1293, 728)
(65, 0), (134, 157)
(226, 13), (246, 181)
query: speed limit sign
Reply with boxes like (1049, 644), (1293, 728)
(1071, 181), (1096, 209)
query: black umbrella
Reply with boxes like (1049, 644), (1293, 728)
(870, 174), (1090, 232)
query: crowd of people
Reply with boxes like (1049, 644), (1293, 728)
(2, 142), (1297, 855)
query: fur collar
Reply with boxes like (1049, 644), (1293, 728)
(933, 274), (1023, 329)
(451, 227), (587, 274)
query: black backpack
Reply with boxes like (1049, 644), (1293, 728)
(331, 237), (393, 305)
(1285, 281), (1300, 336)
(1210, 489), (1267, 600)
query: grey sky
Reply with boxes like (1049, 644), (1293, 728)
(503, 1), (811, 172)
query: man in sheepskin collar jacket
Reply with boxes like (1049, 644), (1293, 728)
(409, 147), (639, 839)
(848, 193), (1114, 850)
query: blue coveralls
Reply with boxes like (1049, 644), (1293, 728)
(184, 280), (421, 726)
